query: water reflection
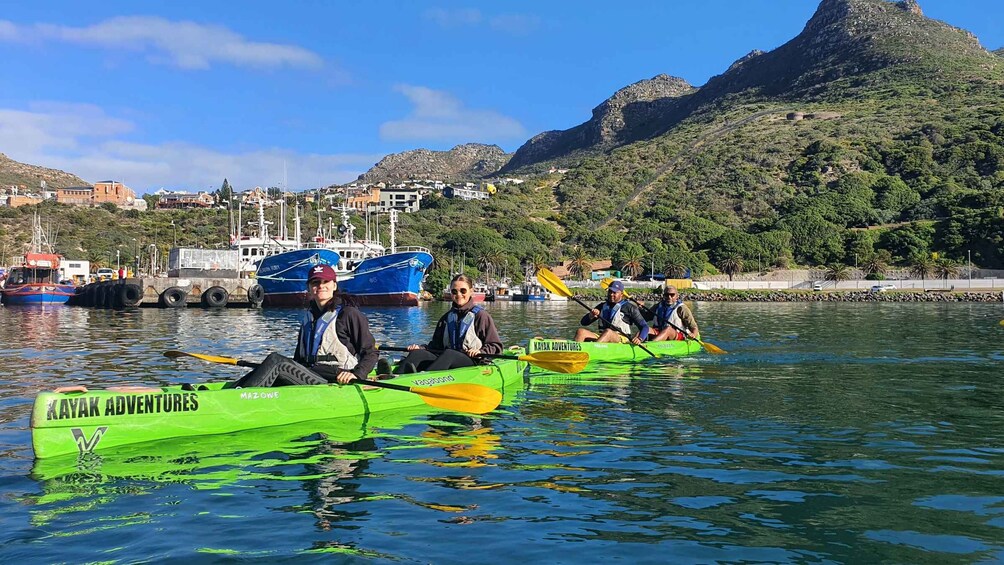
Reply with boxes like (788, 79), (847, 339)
(3, 302), (1004, 562)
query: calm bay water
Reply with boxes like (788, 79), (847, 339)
(0, 301), (1002, 562)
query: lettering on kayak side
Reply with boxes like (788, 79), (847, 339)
(239, 391), (280, 400)
(532, 341), (582, 352)
(45, 392), (200, 421)
(71, 426), (108, 454)
(411, 375), (456, 387)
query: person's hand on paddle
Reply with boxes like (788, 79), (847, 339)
(465, 347), (481, 358)
(335, 370), (356, 385)
(406, 344), (425, 351)
(630, 334), (644, 345)
(589, 308), (600, 319)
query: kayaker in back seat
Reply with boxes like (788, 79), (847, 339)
(234, 264), (378, 387)
(574, 280), (649, 344)
(393, 273), (503, 373)
(640, 284), (699, 342)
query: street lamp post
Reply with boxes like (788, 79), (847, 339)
(116, 249), (120, 270)
(133, 238), (140, 277)
(170, 221), (178, 247)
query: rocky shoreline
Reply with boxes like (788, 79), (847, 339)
(605, 290), (1004, 303)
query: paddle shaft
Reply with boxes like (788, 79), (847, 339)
(577, 297), (656, 357)
(597, 278), (708, 345)
(535, 267), (654, 357)
(377, 345), (511, 361)
(622, 295), (694, 340)
(227, 357), (427, 393)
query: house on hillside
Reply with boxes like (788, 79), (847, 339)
(56, 180), (146, 210)
(550, 260), (615, 280)
(376, 187), (422, 213)
(156, 191), (215, 209)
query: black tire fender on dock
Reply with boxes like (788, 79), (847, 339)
(118, 283), (143, 307)
(246, 284), (264, 306)
(96, 284), (108, 308)
(160, 286), (188, 308)
(201, 286), (229, 308)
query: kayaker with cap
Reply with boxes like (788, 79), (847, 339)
(234, 264), (379, 387)
(574, 279), (649, 344)
(393, 273), (503, 373)
(641, 284), (699, 341)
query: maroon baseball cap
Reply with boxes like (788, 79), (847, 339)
(307, 264), (337, 282)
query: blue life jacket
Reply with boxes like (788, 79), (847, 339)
(298, 306), (342, 365)
(446, 305), (482, 350)
(599, 300), (626, 323)
(655, 300), (682, 331)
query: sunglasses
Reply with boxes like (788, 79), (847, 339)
(450, 288), (469, 295)
(664, 292), (677, 297)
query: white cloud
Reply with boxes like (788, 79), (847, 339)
(423, 8), (483, 28)
(423, 8), (538, 34)
(380, 85), (526, 142)
(0, 16), (323, 70)
(0, 103), (378, 193)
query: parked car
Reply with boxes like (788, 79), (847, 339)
(95, 268), (115, 282)
(812, 281), (823, 291)
(870, 284), (897, 293)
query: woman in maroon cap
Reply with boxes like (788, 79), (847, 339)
(234, 264), (379, 387)
(392, 273), (503, 373)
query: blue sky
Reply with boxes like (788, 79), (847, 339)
(1, 1), (1001, 194)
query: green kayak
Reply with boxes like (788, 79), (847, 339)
(528, 338), (701, 363)
(31, 353), (527, 459)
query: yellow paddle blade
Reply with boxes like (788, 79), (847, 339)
(164, 350), (240, 365)
(518, 351), (589, 374)
(699, 340), (727, 355)
(536, 267), (574, 298)
(409, 383), (503, 414)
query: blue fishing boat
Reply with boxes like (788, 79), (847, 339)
(255, 209), (432, 307)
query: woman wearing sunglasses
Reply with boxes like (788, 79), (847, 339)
(233, 264), (379, 387)
(643, 284), (699, 342)
(394, 273), (503, 373)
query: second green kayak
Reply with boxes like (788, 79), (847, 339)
(528, 338), (701, 363)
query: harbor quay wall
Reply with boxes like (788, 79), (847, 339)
(69, 277), (264, 308)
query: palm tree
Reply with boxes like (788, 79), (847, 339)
(528, 253), (550, 274)
(910, 254), (936, 289)
(934, 259), (960, 281)
(665, 260), (687, 279)
(861, 254), (888, 279)
(621, 252), (644, 279)
(717, 255), (743, 281)
(824, 263), (851, 282)
(567, 246), (592, 280)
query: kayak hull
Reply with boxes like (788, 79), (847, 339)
(528, 338), (701, 363)
(31, 353), (527, 459)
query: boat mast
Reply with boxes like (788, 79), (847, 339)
(389, 209), (397, 254)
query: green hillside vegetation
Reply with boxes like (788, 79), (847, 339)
(3, 0), (1003, 287)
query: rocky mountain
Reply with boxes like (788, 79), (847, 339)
(0, 153), (90, 191)
(502, 0), (1000, 173)
(501, 74), (695, 172)
(356, 143), (512, 183)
